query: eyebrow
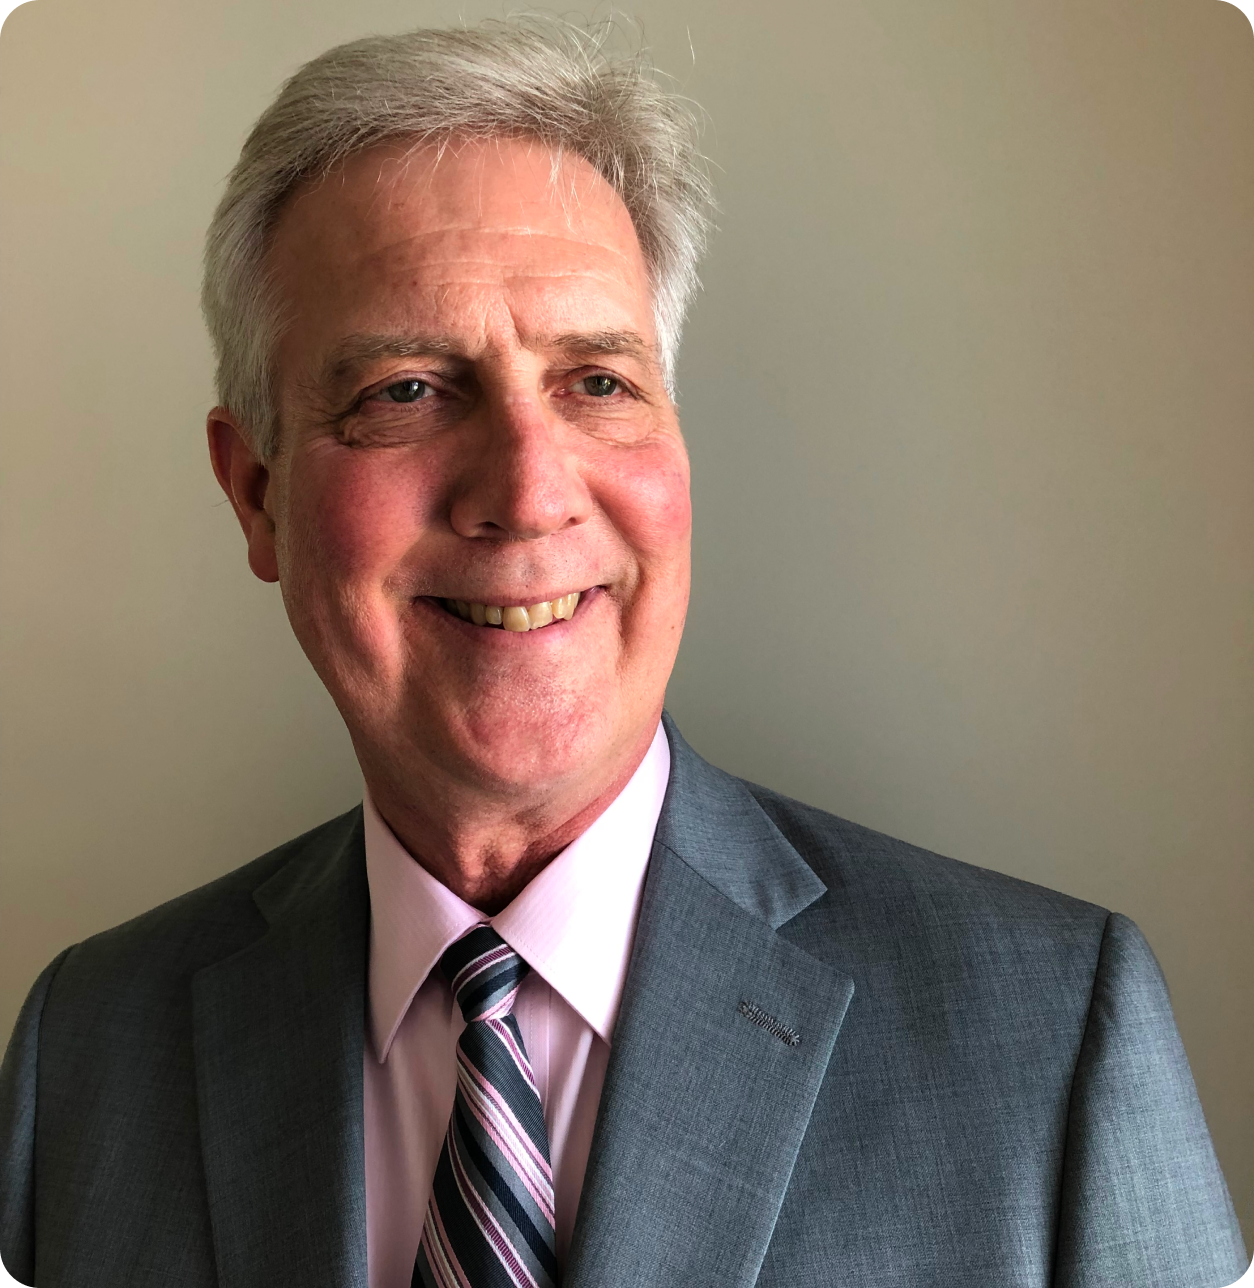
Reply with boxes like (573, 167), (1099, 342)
(322, 334), (456, 388)
(320, 327), (655, 389)
(548, 329), (654, 361)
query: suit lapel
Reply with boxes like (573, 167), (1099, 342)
(564, 719), (855, 1287)
(192, 810), (369, 1288)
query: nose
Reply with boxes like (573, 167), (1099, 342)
(448, 392), (594, 540)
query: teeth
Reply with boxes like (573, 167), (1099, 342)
(444, 592), (581, 632)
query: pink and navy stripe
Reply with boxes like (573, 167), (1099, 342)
(413, 926), (558, 1288)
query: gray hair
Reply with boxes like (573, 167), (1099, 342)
(201, 18), (714, 458)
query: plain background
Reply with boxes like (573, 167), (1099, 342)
(1, 0), (1250, 1254)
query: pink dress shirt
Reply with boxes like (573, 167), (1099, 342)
(362, 722), (671, 1288)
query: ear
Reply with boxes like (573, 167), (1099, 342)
(207, 409), (280, 583)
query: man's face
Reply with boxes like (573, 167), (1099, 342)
(241, 137), (690, 801)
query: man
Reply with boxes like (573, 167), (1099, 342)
(0, 19), (1246, 1288)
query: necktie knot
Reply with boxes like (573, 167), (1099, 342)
(439, 925), (529, 1023)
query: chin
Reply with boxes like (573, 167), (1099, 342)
(424, 687), (620, 796)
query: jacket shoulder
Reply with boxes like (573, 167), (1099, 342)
(41, 807), (362, 1011)
(746, 777), (1107, 922)
(742, 779), (1110, 946)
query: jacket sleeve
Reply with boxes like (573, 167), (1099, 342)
(1054, 913), (1248, 1287)
(1, 948), (73, 1288)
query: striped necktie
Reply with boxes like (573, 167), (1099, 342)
(413, 925), (559, 1288)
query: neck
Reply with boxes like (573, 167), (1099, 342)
(359, 717), (660, 914)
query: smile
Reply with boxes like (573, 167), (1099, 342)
(441, 592), (582, 632)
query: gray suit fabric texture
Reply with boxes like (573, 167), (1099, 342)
(1, 715), (1246, 1287)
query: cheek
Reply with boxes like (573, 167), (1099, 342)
(601, 445), (693, 567)
(282, 449), (431, 592)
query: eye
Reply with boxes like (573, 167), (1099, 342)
(374, 379), (432, 404)
(580, 374), (620, 397)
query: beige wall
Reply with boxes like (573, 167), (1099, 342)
(2, 0), (1250, 1251)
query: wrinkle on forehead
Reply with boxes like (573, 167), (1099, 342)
(271, 149), (648, 308)
(362, 222), (640, 261)
(268, 134), (656, 388)
(351, 234), (640, 284)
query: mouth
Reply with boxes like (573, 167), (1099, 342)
(438, 591), (583, 632)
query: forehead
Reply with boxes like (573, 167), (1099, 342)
(265, 136), (654, 360)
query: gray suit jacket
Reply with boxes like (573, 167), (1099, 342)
(1, 717), (1246, 1287)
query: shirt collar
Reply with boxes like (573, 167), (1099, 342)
(364, 722), (670, 1062)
